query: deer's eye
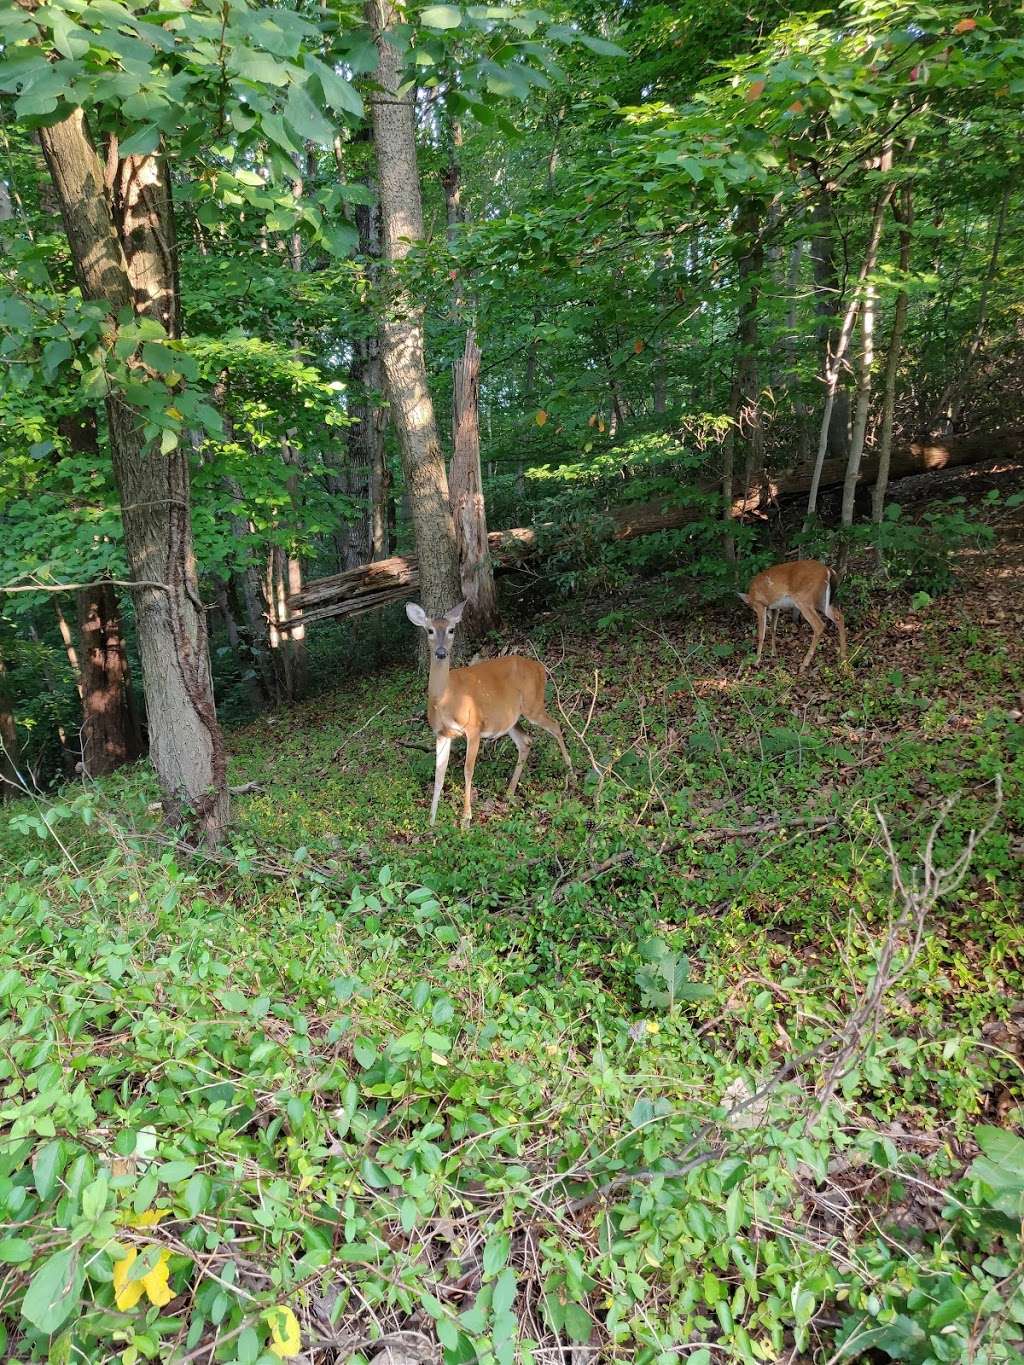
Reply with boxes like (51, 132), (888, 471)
(447, 628), (455, 637)
(427, 627), (435, 636)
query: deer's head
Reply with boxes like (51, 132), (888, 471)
(406, 600), (467, 661)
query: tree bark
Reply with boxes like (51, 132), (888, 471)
(38, 110), (228, 841)
(77, 580), (143, 777)
(366, 0), (463, 623)
(872, 186), (914, 531)
(450, 328), (497, 633)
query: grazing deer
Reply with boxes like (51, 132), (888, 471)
(738, 559), (848, 673)
(405, 600), (572, 828)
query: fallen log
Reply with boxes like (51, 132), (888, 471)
(280, 429), (1024, 630)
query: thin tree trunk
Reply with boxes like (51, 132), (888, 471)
(0, 650), (20, 799)
(77, 580), (143, 776)
(841, 281), (878, 527)
(450, 328), (497, 634)
(721, 373), (741, 561)
(934, 180), (1011, 428)
(805, 178), (896, 523)
(53, 598), (82, 692)
(366, 0), (462, 624)
(38, 111), (228, 841)
(735, 199), (764, 507)
(872, 186), (914, 535)
(810, 191), (851, 460)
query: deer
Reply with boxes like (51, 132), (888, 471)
(405, 600), (573, 828)
(738, 559), (848, 673)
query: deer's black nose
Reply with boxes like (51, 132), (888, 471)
(435, 648), (447, 660)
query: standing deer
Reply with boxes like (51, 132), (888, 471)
(738, 559), (848, 673)
(405, 600), (572, 828)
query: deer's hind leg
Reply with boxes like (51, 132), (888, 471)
(528, 709), (572, 770)
(505, 724), (533, 799)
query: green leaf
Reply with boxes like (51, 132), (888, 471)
(929, 1296), (967, 1330)
(33, 1140), (64, 1201)
(185, 1173), (212, 1216)
(283, 83), (336, 148)
(304, 56), (363, 117)
(492, 1267), (517, 1315)
(118, 125), (161, 157)
(21, 1248), (83, 1334)
(725, 1185), (743, 1237)
(976, 1126), (1024, 1176)
(561, 1300), (593, 1343)
(421, 5), (462, 28)
(156, 1160), (196, 1183)
(0, 1238), (32, 1264)
(482, 1231), (510, 1278)
(50, 11), (91, 60)
(575, 34), (627, 57)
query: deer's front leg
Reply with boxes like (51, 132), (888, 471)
(429, 735), (452, 824)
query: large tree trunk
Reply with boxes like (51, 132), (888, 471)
(872, 187), (914, 530)
(366, 0), (462, 623)
(77, 580), (143, 777)
(450, 329), (497, 633)
(38, 111), (228, 842)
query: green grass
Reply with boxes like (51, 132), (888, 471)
(0, 567), (1022, 1364)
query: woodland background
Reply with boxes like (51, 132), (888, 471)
(0, 1), (1023, 1362)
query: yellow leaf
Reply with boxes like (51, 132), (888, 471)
(113, 1248), (145, 1311)
(746, 79), (765, 101)
(535, 409), (548, 426)
(113, 1245), (177, 1310)
(140, 1251), (175, 1307)
(587, 413), (597, 428)
(430, 1051), (448, 1065)
(633, 338), (645, 353)
(788, 100), (804, 113)
(265, 1305), (302, 1359)
(598, 420), (606, 434)
(165, 406), (183, 421)
(953, 16), (976, 32)
(645, 1020), (660, 1034)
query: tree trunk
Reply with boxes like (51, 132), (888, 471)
(872, 187), (914, 532)
(53, 597), (82, 691)
(734, 199), (765, 507)
(366, 0), (462, 623)
(0, 650), (20, 800)
(841, 280), (878, 527)
(806, 177), (895, 524)
(721, 372), (741, 560)
(450, 329), (497, 634)
(810, 191), (851, 460)
(38, 111), (228, 841)
(934, 180), (1011, 428)
(77, 580), (143, 777)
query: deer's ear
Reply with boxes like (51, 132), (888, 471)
(446, 599), (468, 625)
(736, 592), (750, 606)
(405, 602), (430, 629)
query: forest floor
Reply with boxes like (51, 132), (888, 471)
(1, 501), (1023, 1362)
